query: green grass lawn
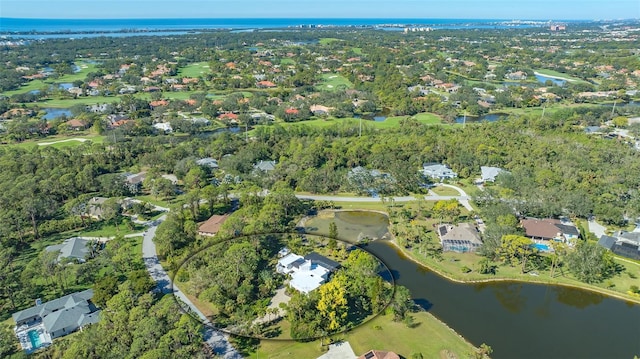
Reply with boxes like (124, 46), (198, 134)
(2, 79), (49, 97)
(57, 62), (99, 82)
(534, 69), (587, 83)
(6, 134), (105, 149)
(380, 113), (442, 128)
(399, 240), (640, 304)
(319, 38), (342, 45)
(331, 201), (397, 212)
(2, 62), (98, 97)
(430, 186), (462, 196)
(316, 73), (353, 92)
(252, 113), (446, 134)
(280, 58), (296, 65)
(134, 195), (177, 209)
(31, 95), (121, 108)
(351, 47), (363, 54)
(250, 311), (475, 358)
(176, 62), (210, 77)
(70, 221), (146, 238)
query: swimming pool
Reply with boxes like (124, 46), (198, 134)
(28, 329), (41, 349)
(534, 243), (550, 251)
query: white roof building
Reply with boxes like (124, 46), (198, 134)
(480, 166), (507, 183)
(422, 163), (457, 180)
(276, 252), (340, 294)
(290, 260), (331, 294)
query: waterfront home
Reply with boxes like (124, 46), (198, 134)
(438, 223), (482, 253)
(277, 252), (340, 294)
(521, 218), (579, 242)
(598, 232), (640, 260)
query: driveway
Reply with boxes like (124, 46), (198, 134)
(588, 219), (607, 239)
(142, 215), (242, 359)
(317, 341), (357, 359)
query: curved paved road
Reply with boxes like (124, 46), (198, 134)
(142, 215), (242, 359)
(295, 183), (474, 211)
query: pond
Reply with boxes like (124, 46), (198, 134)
(534, 73), (567, 86)
(455, 113), (508, 124)
(304, 210), (390, 243)
(304, 210), (640, 359)
(42, 108), (73, 120)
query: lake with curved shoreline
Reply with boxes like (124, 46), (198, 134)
(305, 210), (640, 359)
(365, 240), (640, 359)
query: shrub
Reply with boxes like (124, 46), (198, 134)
(461, 266), (472, 273)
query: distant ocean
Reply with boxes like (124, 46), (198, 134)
(0, 18), (556, 35)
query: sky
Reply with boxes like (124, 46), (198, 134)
(1, 0), (639, 20)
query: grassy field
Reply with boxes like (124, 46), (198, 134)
(134, 195), (177, 209)
(330, 201), (398, 211)
(430, 186), (462, 196)
(380, 113), (443, 128)
(258, 112), (444, 132)
(30, 96), (121, 108)
(250, 311), (475, 358)
(316, 73), (353, 92)
(351, 47), (363, 55)
(280, 58), (296, 65)
(319, 38), (342, 45)
(534, 69), (587, 83)
(2, 62), (98, 97)
(6, 134), (105, 149)
(70, 221), (146, 238)
(176, 62), (210, 77)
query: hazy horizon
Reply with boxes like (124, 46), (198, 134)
(2, 0), (639, 21)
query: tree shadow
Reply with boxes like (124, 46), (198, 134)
(413, 298), (433, 311)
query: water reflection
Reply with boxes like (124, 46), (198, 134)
(491, 283), (527, 314)
(553, 286), (604, 309)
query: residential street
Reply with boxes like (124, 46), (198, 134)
(295, 183), (474, 211)
(141, 215), (242, 359)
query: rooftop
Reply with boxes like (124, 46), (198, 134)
(198, 214), (229, 236)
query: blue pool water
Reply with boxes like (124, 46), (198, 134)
(534, 243), (550, 251)
(28, 329), (41, 349)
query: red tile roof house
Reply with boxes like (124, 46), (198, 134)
(65, 119), (88, 131)
(285, 108), (299, 115)
(198, 215), (229, 237)
(218, 113), (239, 122)
(149, 100), (169, 108)
(256, 80), (277, 88)
(357, 349), (400, 359)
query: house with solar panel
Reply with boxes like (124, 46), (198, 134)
(598, 232), (640, 260)
(12, 289), (100, 353)
(437, 223), (483, 252)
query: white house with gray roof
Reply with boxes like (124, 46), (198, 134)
(422, 163), (457, 181)
(45, 237), (94, 263)
(196, 157), (219, 169)
(254, 160), (276, 173)
(12, 289), (100, 352)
